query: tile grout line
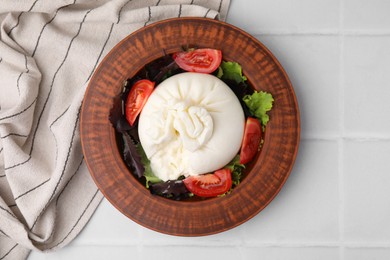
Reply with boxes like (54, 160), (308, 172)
(70, 241), (390, 248)
(338, 0), (346, 258)
(73, 242), (341, 247)
(251, 30), (390, 37)
(301, 135), (390, 141)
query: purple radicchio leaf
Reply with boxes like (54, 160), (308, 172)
(122, 132), (144, 178)
(109, 91), (125, 130)
(149, 180), (191, 200)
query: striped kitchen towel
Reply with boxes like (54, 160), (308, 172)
(0, 0), (230, 259)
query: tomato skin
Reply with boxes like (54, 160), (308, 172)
(125, 79), (155, 126)
(240, 117), (262, 164)
(183, 168), (232, 197)
(173, 48), (222, 73)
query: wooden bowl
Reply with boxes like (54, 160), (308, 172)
(80, 18), (300, 236)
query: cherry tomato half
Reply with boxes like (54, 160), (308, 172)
(240, 117), (262, 164)
(173, 48), (222, 73)
(183, 168), (232, 198)
(125, 79), (155, 126)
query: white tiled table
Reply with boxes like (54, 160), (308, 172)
(30, 0), (390, 259)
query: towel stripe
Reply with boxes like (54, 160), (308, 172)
(0, 97), (37, 122)
(45, 156), (84, 241)
(0, 243), (17, 260)
(1, 133), (28, 139)
(218, 0), (223, 13)
(85, 22), (115, 83)
(8, 0), (40, 35)
(156, 0), (161, 6)
(50, 189), (99, 249)
(31, 2), (76, 57)
(4, 156), (31, 171)
(31, 105), (82, 230)
(14, 178), (50, 201)
(56, 157), (84, 205)
(117, 0), (133, 24)
(0, 205), (16, 219)
(51, 106), (81, 198)
(204, 8), (211, 17)
(49, 107), (70, 129)
(178, 4), (182, 17)
(144, 6), (152, 27)
(16, 55), (29, 96)
(8, 13), (22, 35)
(0, 229), (9, 237)
(49, 106), (70, 164)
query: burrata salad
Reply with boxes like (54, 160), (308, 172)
(109, 48), (274, 200)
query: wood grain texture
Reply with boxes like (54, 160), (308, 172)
(80, 18), (300, 236)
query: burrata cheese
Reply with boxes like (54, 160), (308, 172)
(138, 72), (245, 181)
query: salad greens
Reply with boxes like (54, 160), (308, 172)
(135, 144), (161, 188)
(218, 61), (248, 84)
(122, 132), (144, 178)
(150, 180), (192, 200)
(225, 155), (245, 188)
(217, 61), (274, 127)
(109, 50), (274, 200)
(243, 91), (274, 126)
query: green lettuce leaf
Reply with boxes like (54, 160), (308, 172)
(218, 61), (247, 84)
(216, 66), (224, 78)
(225, 155), (245, 187)
(136, 144), (162, 188)
(242, 91), (274, 126)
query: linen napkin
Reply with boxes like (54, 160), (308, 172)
(0, 0), (230, 258)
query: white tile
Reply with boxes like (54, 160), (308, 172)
(344, 36), (390, 135)
(344, 0), (390, 31)
(242, 140), (339, 242)
(257, 35), (340, 138)
(226, 0), (339, 34)
(140, 246), (242, 260)
(242, 247), (339, 260)
(28, 246), (140, 260)
(345, 248), (390, 260)
(344, 141), (390, 242)
(71, 199), (143, 245)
